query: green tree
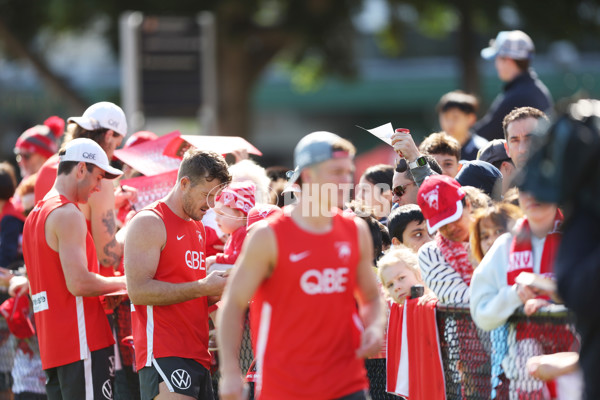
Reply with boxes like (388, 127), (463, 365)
(2, 0), (600, 138)
(0, 0), (365, 137)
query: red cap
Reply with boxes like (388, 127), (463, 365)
(0, 295), (35, 339)
(217, 181), (256, 216)
(417, 174), (465, 234)
(246, 204), (282, 230)
(124, 130), (158, 148)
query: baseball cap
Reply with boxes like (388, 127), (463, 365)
(455, 160), (503, 201)
(60, 138), (123, 179)
(477, 139), (511, 166)
(287, 131), (351, 185)
(68, 102), (128, 136)
(124, 130), (158, 148)
(417, 175), (466, 234)
(217, 181), (256, 216)
(481, 30), (534, 60)
(247, 204), (283, 230)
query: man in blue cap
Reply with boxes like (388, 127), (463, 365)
(474, 30), (553, 141)
(218, 131), (384, 400)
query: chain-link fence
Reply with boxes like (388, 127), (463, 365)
(210, 304), (578, 400)
(1, 302), (578, 399)
(436, 303), (579, 400)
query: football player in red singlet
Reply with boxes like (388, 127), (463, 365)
(124, 149), (231, 400)
(218, 132), (385, 400)
(23, 138), (127, 400)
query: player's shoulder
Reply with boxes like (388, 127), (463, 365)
(246, 220), (276, 244)
(48, 201), (83, 221)
(127, 209), (165, 233)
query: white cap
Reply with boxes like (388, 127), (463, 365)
(68, 102), (128, 136)
(481, 30), (535, 60)
(60, 138), (123, 179)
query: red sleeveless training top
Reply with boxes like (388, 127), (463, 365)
(23, 195), (114, 369)
(250, 210), (368, 400)
(131, 201), (211, 371)
(33, 154), (59, 204)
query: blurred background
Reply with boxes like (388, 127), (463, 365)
(1, 0), (600, 170)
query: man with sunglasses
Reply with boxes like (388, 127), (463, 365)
(390, 129), (442, 206)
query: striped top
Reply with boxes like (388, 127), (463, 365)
(417, 240), (471, 304)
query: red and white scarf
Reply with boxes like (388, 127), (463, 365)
(386, 299), (445, 400)
(436, 233), (474, 285)
(507, 210), (563, 285)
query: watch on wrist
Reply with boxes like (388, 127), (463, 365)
(408, 156), (427, 169)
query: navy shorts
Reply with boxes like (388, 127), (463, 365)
(45, 346), (115, 400)
(139, 357), (214, 400)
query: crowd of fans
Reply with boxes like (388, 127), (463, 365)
(0, 29), (596, 400)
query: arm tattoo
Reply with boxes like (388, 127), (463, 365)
(101, 210), (122, 267)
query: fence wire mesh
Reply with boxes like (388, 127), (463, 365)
(436, 303), (579, 400)
(0, 301), (578, 400)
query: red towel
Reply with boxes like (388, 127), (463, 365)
(386, 298), (445, 400)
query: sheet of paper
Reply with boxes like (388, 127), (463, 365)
(357, 122), (394, 146)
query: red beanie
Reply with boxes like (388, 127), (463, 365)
(217, 181), (256, 216)
(14, 116), (64, 158)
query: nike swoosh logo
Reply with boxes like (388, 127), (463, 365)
(177, 235), (185, 240)
(289, 251), (310, 263)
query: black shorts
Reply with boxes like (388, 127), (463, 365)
(335, 389), (371, 400)
(139, 357), (214, 400)
(45, 346), (115, 400)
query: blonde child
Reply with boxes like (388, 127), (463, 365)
(378, 247), (431, 305)
(378, 248), (443, 399)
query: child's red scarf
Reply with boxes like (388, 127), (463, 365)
(507, 209), (563, 285)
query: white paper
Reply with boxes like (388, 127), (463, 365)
(357, 122), (394, 146)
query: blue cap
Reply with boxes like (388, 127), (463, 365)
(455, 160), (503, 201)
(481, 30), (534, 60)
(286, 131), (347, 185)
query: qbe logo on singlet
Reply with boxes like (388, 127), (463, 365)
(300, 268), (349, 295)
(32, 291), (49, 313)
(185, 250), (205, 270)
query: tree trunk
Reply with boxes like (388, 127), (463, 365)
(217, 38), (253, 138)
(456, 0), (479, 95)
(0, 18), (87, 114)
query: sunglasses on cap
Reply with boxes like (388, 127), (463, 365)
(392, 181), (415, 197)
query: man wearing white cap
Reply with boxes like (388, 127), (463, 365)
(35, 101), (130, 270)
(23, 138), (127, 399)
(218, 132), (384, 400)
(474, 30), (553, 141)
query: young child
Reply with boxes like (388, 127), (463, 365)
(437, 91), (488, 161)
(419, 132), (462, 178)
(379, 247), (427, 305)
(470, 202), (523, 263)
(205, 181), (255, 272)
(378, 248), (443, 399)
